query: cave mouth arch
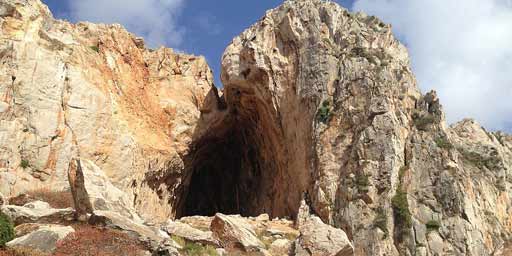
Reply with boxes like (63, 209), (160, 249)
(176, 86), (290, 219)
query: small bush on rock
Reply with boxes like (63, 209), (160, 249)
(373, 208), (389, 238)
(89, 46), (99, 53)
(183, 242), (218, 256)
(0, 212), (14, 247)
(426, 220), (441, 232)
(317, 100), (332, 124)
(391, 188), (413, 243)
(20, 159), (30, 169)
(435, 137), (453, 150)
(413, 114), (436, 131)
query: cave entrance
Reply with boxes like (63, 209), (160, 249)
(177, 100), (274, 218)
(176, 86), (296, 219)
(180, 127), (262, 217)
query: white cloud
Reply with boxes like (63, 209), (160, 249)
(352, 0), (512, 130)
(68, 0), (185, 47)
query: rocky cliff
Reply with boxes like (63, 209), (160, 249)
(0, 0), (510, 255)
(0, 0), (212, 221)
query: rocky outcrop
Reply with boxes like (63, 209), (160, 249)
(211, 213), (266, 252)
(0, 0), (212, 223)
(295, 216), (354, 256)
(216, 1), (512, 255)
(1, 201), (74, 226)
(68, 158), (141, 221)
(164, 220), (219, 246)
(0, 0), (510, 255)
(6, 224), (74, 253)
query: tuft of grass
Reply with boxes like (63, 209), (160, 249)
(435, 137), (453, 150)
(459, 149), (501, 170)
(373, 208), (389, 239)
(0, 212), (15, 248)
(355, 173), (370, 193)
(425, 220), (441, 232)
(317, 100), (332, 124)
(391, 188), (412, 230)
(413, 114), (436, 131)
(171, 235), (186, 248)
(89, 46), (99, 53)
(20, 159), (30, 169)
(182, 242), (218, 256)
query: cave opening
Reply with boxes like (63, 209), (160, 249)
(180, 128), (262, 217)
(176, 87), (283, 218)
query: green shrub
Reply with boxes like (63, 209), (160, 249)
(435, 137), (453, 150)
(317, 100), (332, 124)
(20, 159), (30, 169)
(171, 235), (186, 247)
(0, 212), (15, 247)
(425, 220), (441, 232)
(373, 208), (389, 238)
(459, 149), (500, 170)
(356, 173), (370, 193)
(391, 189), (412, 229)
(89, 46), (99, 53)
(183, 242), (218, 256)
(413, 114), (436, 131)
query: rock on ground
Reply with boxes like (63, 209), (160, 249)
(1, 201), (74, 226)
(6, 224), (74, 253)
(295, 216), (354, 256)
(211, 213), (266, 252)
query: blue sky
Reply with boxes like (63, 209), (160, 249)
(41, 0), (511, 131)
(41, 0), (354, 87)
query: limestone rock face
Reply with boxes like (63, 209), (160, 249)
(220, 0), (512, 255)
(68, 158), (140, 221)
(0, 0), (212, 222)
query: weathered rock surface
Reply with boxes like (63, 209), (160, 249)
(211, 213), (266, 252)
(1, 200), (74, 226)
(68, 158), (141, 221)
(0, 0), (213, 223)
(6, 224), (74, 253)
(89, 210), (173, 253)
(218, 0), (512, 255)
(164, 220), (219, 246)
(0, 0), (510, 255)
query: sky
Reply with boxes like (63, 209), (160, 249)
(41, 0), (511, 132)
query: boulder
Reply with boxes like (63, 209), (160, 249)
(294, 216), (354, 256)
(6, 224), (74, 253)
(211, 213), (265, 252)
(1, 201), (74, 226)
(269, 239), (293, 255)
(68, 158), (141, 221)
(164, 220), (219, 246)
(88, 210), (177, 253)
